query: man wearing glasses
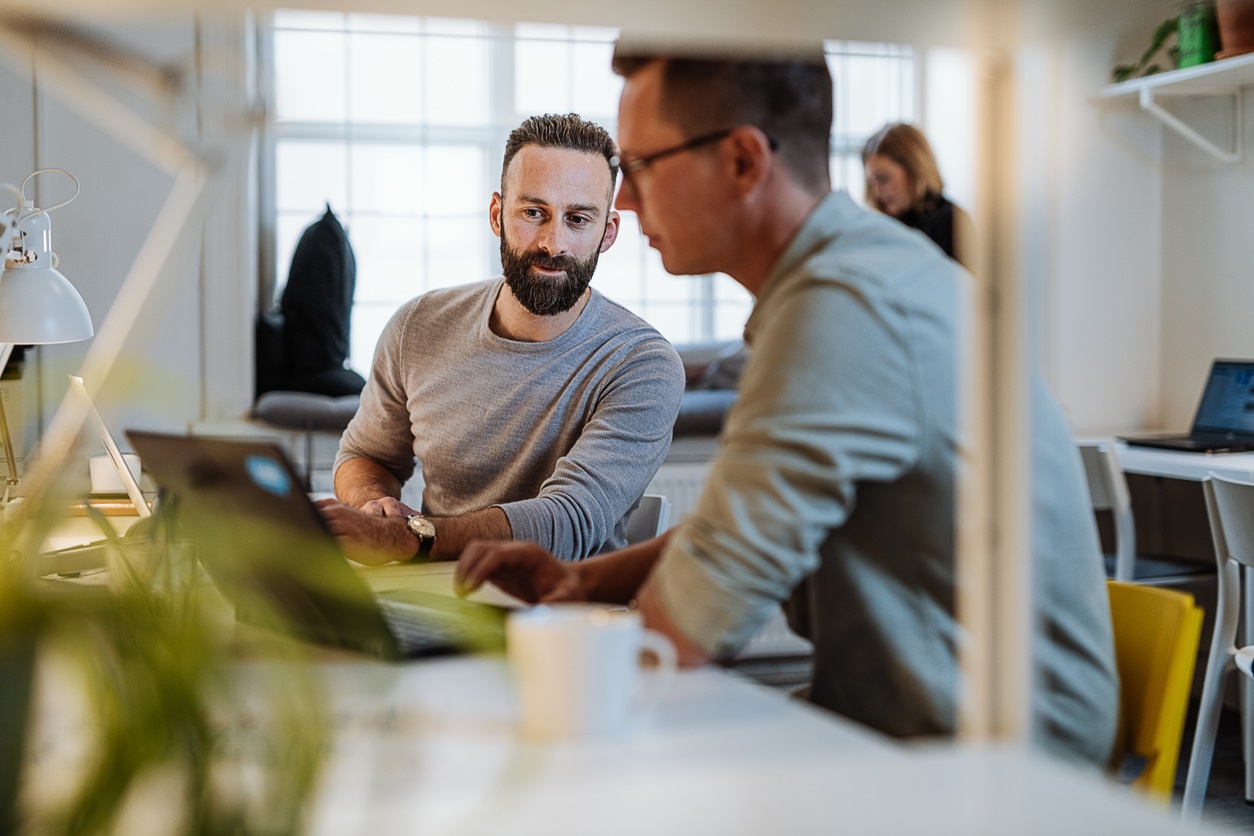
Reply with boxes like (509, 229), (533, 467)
(458, 46), (1118, 766)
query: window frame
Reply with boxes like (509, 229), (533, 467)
(259, 14), (915, 370)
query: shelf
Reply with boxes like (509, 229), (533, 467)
(1099, 51), (1254, 163)
(1100, 50), (1254, 99)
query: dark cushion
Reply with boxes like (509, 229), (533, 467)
(254, 311), (288, 399)
(256, 205), (366, 400)
(283, 367), (367, 398)
(673, 389), (738, 437)
(282, 205), (356, 376)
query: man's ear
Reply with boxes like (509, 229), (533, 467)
(727, 126), (774, 195)
(599, 210), (621, 253)
(489, 192), (504, 237)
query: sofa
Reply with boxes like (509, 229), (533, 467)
(667, 339), (746, 463)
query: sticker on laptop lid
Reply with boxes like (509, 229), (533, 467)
(245, 454), (291, 497)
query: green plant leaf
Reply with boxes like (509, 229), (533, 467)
(1113, 17), (1181, 81)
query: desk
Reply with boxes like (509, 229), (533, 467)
(1116, 442), (1254, 483)
(21, 560), (1225, 835)
(301, 656), (1217, 835)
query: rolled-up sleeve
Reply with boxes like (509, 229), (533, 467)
(652, 271), (923, 656)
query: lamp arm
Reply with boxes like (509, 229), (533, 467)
(0, 343), (19, 501)
(1, 183), (24, 251)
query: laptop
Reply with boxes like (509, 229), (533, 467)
(126, 430), (506, 660)
(1119, 359), (1254, 453)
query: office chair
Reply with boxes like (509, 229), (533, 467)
(1078, 441), (1214, 584)
(1106, 580), (1203, 802)
(624, 494), (671, 545)
(1183, 474), (1254, 819)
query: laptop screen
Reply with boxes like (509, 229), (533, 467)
(1192, 360), (1254, 435)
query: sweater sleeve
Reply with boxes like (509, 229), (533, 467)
(498, 337), (685, 559)
(334, 302), (420, 484)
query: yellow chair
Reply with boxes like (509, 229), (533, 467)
(1107, 580), (1204, 801)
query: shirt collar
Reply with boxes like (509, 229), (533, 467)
(744, 190), (858, 345)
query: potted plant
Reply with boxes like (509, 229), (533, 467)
(1217, 0), (1254, 57)
(1113, 17), (1181, 81)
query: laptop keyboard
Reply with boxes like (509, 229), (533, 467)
(377, 598), (464, 655)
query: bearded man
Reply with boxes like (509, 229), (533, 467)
(318, 114), (685, 565)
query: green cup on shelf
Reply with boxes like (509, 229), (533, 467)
(1179, 0), (1220, 68)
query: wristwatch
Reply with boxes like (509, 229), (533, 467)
(404, 513), (437, 560)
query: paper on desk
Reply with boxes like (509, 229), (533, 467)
(356, 561), (526, 609)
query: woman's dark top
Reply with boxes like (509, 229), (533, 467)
(897, 192), (960, 261)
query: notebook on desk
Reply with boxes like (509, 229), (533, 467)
(1119, 359), (1254, 453)
(126, 430), (506, 660)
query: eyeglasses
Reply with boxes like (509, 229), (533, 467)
(613, 128), (736, 177)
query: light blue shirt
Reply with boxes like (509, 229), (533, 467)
(651, 192), (1117, 765)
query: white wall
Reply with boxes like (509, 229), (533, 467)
(1159, 90), (1254, 428)
(0, 13), (257, 468)
(1042, 2), (1254, 433)
(1049, 26), (1166, 434)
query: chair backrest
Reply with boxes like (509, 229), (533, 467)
(1078, 442), (1137, 581)
(625, 494), (671, 545)
(1106, 580), (1204, 801)
(1204, 473), (1254, 571)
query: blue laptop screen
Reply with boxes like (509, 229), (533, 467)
(1192, 361), (1254, 434)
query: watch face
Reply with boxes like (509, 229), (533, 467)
(407, 515), (436, 540)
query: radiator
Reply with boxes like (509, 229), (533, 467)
(645, 461), (713, 521)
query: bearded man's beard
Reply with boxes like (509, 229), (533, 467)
(500, 227), (602, 316)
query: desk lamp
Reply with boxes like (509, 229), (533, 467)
(0, 169), (94, 504)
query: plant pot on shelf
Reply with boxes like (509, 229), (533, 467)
(1217, 0), (1254, 58)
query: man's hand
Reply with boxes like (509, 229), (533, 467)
(315, 498), (416, 566)
(358, 496), (417, 518)
(455, 540), (588, 604)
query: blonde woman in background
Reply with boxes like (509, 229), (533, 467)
(862, 122), (974, 271)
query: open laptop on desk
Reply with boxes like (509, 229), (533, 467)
(126, 430), (507, 660)
(1119, 359), (1254, 453)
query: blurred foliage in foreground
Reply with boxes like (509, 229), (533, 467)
(0, 498), (326, 835)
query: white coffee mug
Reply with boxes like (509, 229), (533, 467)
(507, 604), (677, 741)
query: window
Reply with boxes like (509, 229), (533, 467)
(265, 12), (914, 373)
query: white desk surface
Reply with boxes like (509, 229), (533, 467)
(285, 566), (1221, 834)
(23, 563), (1229, 835)
(298, 651), (1227, 836)
(1114, 441), (1254, 482)
(1077, 436), (1254, 482)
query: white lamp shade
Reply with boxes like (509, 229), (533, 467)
(0, 263), (94, 344)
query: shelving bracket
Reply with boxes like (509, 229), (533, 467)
(1138, 86), (1242, 164)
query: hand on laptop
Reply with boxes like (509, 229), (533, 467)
(455, 541), (587, 604)
(315, 498), (418, 566)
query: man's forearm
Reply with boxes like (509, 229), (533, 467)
(428, 506), (512, 560)
(573, 530), (673, 604)
(335, 457), (403, 507)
